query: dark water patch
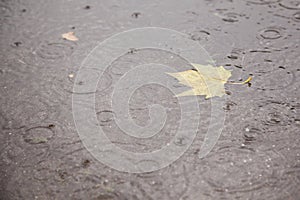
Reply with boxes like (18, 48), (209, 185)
(81, 159), (91, 168)
(131, 12), (141, 18)
(84, 5), (91, 10)
(12, 41), (22, 47)
(249, 49), (272, 53)
(223, 101), (237, 111)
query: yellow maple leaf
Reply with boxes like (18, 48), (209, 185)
(167, 63), (232, 99)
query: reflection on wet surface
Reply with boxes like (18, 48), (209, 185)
(0, 0), (300, 199)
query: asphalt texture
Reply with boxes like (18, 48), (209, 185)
(0, 0), (300, 199)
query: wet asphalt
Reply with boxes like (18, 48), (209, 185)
(0, 0), (300, 199)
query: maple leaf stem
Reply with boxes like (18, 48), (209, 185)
(227, 76), (252, 85)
